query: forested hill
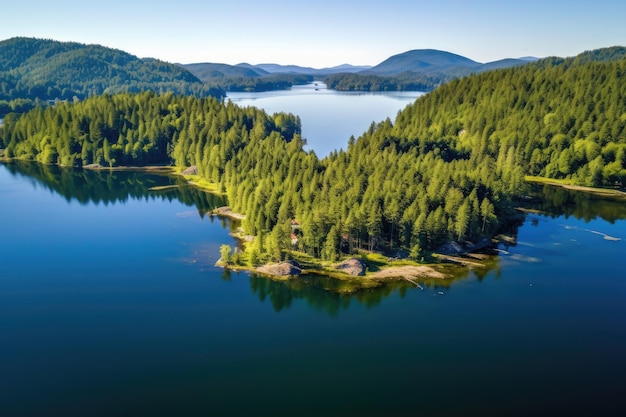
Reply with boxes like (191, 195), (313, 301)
(363, 49), (481, 75)
(1, 47), (625, 265)
(391, 48), (626, 187)
(0, 37), (224, 111)
(325, 49), (533, 92)
(183, 62), (313, 92)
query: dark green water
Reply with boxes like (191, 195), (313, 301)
(1, 161), (625, 417)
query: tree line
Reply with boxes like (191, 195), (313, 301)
(0, 37), (224, 116)
(2, 50), (625, 265)
(2, 160), (226, 210)
(324, 72), (442, 92)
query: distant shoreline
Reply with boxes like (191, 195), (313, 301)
(82, 163), (175, 173)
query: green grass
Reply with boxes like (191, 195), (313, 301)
(173, 168), (224, 194)
(524, 175), (576, 185)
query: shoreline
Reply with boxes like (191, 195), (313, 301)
(525, 175), (626, 199)
(215, 243), (492, 290)
(217, 259), (453, 288)
(209, 206), (246, 220)
(1, 159), (585, 288)
(82, 163), (175, 173)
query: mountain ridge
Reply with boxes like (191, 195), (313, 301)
(362, 49), (481, 75)
(0, 36), (224, 105)
(1, 36), (625, 101)
(185, 49), (540, 92)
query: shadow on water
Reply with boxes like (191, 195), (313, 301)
(246, 259), (499, 316)
(2, 160), (511, 311)
(524, 183), (626, 223)
(1, 160), (226, 216)
(8, 160), (624, 313)
(248, 273), (406, 316)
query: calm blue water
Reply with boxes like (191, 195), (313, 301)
(1, 162), (626, 416)
(227, 83), (423, 158)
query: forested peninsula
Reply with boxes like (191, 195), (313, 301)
(1, 47), (625, 275)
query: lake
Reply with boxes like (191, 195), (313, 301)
(1, 89), (626, 416)
(227, 83), (423, 157)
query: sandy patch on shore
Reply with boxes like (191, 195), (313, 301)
(371, 265), (448, 279)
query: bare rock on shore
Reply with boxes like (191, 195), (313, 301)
(436, 237), (495, 255)
(256, 261), (302, 277)
(463, 236), (495, 252)
(335, 258), (367, 276)
(182, 165), (198, 175)
(436, 241), (465, 255)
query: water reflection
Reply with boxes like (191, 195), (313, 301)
(249, 273), (408, 315)
(8, 160), (624, 311)
(2, 160), (508, 309)
(526, 183), (626, 223)
(1, 160), (226, 215)
(247, 260), (500, 315)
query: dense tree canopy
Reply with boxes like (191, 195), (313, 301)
(0, 37), (224, 115)
(2, 48), (625, 265)
(2, 160), (226, 210)
(396, 55), (626, 187)
(324, 72), (442, 92)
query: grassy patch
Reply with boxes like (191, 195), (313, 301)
(174, 169), (223, 194)
(525, 175), (576, 186)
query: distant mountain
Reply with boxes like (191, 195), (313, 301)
(326, 50), (546, 92)
(6, 37), (623, 102)
(234, 63), (271, 75)
(181, 61), (370, 91)
(363, 50), (542, 77)
(363, 49), (481, 75)
(181, 50), (542, 93)
(237, 63), (371, 76)
(181, 62), (313, 92)
(253, 63), (319, 74)
(183, 62), (266, 79)
(476, 58), (530, 73)
(518, 56), (540, 62)
(0, 37), (223, 104)
(326, 64), (372, 73)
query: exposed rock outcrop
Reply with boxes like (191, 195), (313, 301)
(335, 258), (367, 276)
(255, 261), (302, 277)
(182, 165), (198, 175)
(435, 241), (465, 255)
(463, 236), (494, 252)
(436, 237), (495, 255)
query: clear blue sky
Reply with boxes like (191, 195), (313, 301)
(2, 0), (625, 67)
